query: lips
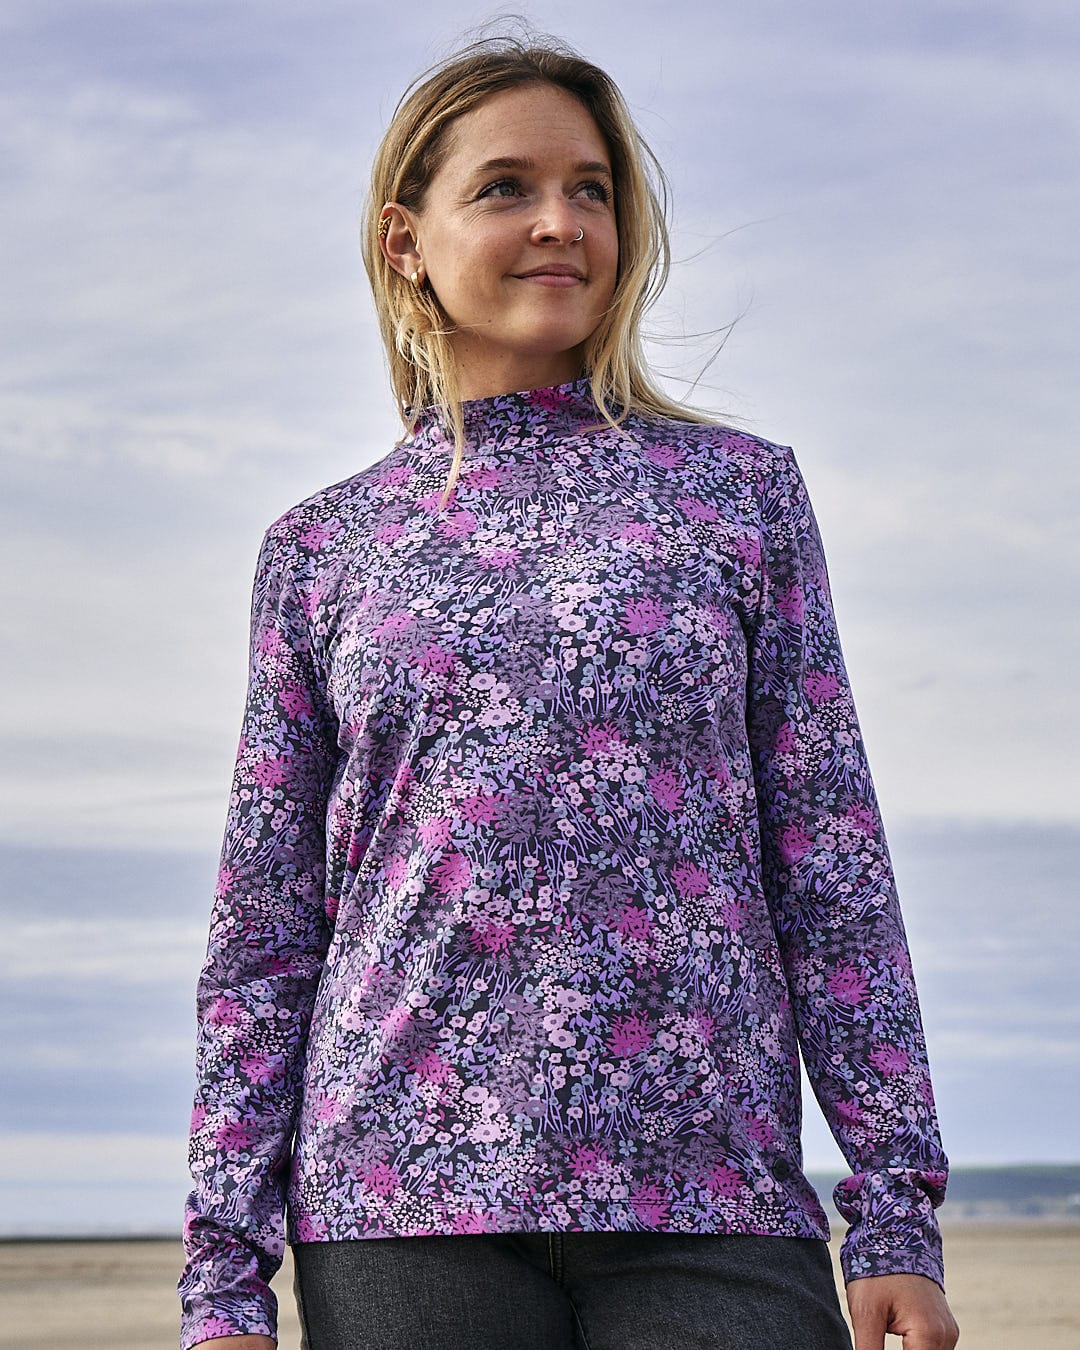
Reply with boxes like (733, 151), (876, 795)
(514, 264), (585, 280)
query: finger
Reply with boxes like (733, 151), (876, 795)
(895, 1313), (960, 1350)
(849, 1298), (889, 1350)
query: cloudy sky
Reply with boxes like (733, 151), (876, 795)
(1, 0), (1077, 1232)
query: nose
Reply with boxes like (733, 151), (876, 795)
(529, 195), (582, 244)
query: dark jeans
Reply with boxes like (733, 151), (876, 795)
(292, 1230), (854, 1350)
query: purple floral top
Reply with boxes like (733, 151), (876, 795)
(179, 377), (947, 1348)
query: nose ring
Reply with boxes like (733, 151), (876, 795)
(573, 227), (584, 242)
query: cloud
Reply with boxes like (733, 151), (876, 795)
(0, 9), (1077, 840)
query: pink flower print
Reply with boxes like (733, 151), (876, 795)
(621, 521), (658, 544)
(376, 464), (414, 489)
(643, 443), (684, 470)
(239, 1054), (277, 1086)
(647, 764), (684, 813)
(190, 1103), (207, 1132)
(380, 1005), (413, 1041)
(690, 1009), (716, 1040)
(744, 1115), (775, 1147)
(778, 822), (814, 865)
(371, 609), (414, 641)
(827, 965), (870, 1006)
(281, 682), (313, 720)
(215, 1120), (256, 1151)
(671, 860), (710, 898)
(294, 1215), (328, 1241)
(889, 945), (914, 980)
(622, 596), (668, 636)
(675, 496), (721, 523)
(608, 1013), (652, 1058)
(298, 583), (321, 620)
(460, 791), (503, 825)
(431, 850), (472, 899)
(719, 899), (748, 932)
(199, 1317), (240, 1339)
(868, 1044), (910, 1076)
(581, 721), (623, 756)
(707, 754), (731, 789)
(410, 1048), (450, 1083)
(450, 1209), (490, 1234)
(373, 520), (407, 545)
(568, 1143), (608, 1177)
(477, 547), (521, 570)
(835, 1098), (864, 1127)
(615, 906), (653, 943)
(844, 803), (877, 836)
(298, 520), (339, 551)
(418, 644), (458, 676)
(207, 997), (242, 1027)
(439, 507), (480, 538)
(359, 1162), (401, 1198)
(257, 627), (285, 659)
(631, 1181), (671, 1225)
(706, 1163), (744, 1199)
(383, 854), (409, 889)
(775, 583), (804, 624)
(346, 825), (371, 868)
(253, 755), (289, 790)
(701, 604), (732, 637)
(214, 864), (235, 900)
(804, 669), (841, 705)
(311, 1094), (343, 1124)
(418, 816), (453, 849)
(470, 922), (515, 955)
(734, 534), (761, 569)
(527, 385), (571, 414)
(774, 722), (795, 756)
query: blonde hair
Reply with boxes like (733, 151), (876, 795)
(361, 26), (724, 510)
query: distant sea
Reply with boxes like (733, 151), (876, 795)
(1, 820), (1077, 1237)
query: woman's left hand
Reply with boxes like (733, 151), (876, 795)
(846, 1272), (960, 1350)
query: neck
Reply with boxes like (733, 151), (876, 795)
(452, 347), (587, 402)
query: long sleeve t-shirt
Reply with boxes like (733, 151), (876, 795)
(179, 376), (948, 1348)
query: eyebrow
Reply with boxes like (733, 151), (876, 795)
(468, 156), (613, 179)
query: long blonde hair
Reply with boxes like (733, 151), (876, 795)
(361, 28), (724, 510)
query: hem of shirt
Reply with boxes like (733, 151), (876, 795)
(283, 1202), (833, 1245)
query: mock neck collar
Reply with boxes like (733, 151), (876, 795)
(408, 376), (608, 449)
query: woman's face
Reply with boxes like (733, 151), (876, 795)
(384, 82), (620, 400)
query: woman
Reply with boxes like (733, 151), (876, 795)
(179, 31), (960, 1350)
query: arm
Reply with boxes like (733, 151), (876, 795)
(178, 525), (339, 1350)
(745, 444), (950, 1293)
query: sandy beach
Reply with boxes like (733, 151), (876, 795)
(0, 1225), (1076, 1349)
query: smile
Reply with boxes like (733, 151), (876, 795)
(514, 274), (584, 288)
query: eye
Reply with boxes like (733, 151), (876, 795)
(579, 180), (612, 203)
(477, 178), (521, 200)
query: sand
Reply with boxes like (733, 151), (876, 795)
(0, 1224), (1076, 1348)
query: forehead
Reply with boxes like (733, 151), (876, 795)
(438, 83), (612, 171)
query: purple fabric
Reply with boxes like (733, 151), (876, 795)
(179, 377), (947, 1348)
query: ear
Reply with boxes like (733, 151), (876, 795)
(378, 203), (425, 285)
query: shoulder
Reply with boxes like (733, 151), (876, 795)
(617, 408), (805, 520)
(622, 406), (797, 477)
(259, 441), (412, 570)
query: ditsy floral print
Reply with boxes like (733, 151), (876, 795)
(179, 378), (947, 1348)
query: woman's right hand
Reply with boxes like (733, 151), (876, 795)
(190, 1339), (276, 1350)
